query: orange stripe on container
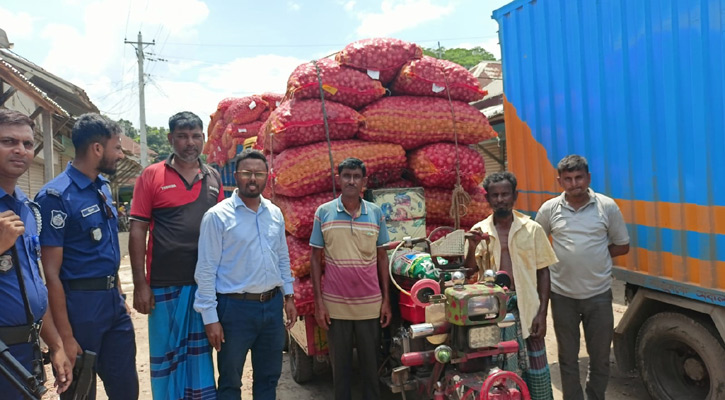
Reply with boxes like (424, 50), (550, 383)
(636, 248), (651, 274)
(516, 196), (724, 289)
(617, 251), (635, 270)
(621, 247), (725, 291)
(687, 255), (701, 286)
(615, 200), (724, 235)
(504, 96), (559, 195)
(520, 189), (725, 236)
(661, 251), (673, 281)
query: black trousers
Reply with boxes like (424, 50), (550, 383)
(328, 318), (380, 400)
(551, 290), (614, 400)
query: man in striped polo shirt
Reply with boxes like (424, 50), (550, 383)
(310, 158), (391, 400)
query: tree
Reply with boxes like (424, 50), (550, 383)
(423, 46), (496, 68)
(118, 119), (138, 139)
(142, 126), (173, 163)
(121, 119), (207, 163)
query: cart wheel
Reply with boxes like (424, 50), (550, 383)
(289, 334), (314, 384)
(479, 370), (530, 400)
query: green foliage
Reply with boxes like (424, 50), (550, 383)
(120, 119), (207, 163)
(118, 119), (138, 139)
(423, 46), (496, 68)
(134, 126), (172, 163)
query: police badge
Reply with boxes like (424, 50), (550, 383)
(0, 254), (13, 272)
(90, 227), (103, 242)
(50, 210), (67, 229)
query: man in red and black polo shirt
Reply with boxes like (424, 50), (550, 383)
(129, 111), (223, 400)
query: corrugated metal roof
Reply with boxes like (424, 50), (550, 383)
(0, 48), (98, 116)
(0, 58), (68, 117)
(469, 61), (503, 111)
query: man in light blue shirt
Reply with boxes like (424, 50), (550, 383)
(194, 149), (296, 400)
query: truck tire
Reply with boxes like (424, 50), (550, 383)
(636, 312), (725, 400)
(289, 334), (314, 384)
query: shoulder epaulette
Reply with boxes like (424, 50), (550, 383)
(46, 187), (62, 197)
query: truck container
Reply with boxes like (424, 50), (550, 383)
(493, 0), (725, 398)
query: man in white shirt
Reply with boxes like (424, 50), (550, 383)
(536, 155), (630, 400)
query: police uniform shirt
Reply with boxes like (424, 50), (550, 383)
(0, 186), (47, 327)
(35, 163), (120, 280)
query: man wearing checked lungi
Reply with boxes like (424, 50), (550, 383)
(129, 111), (223, 399)
(464, 171), (558, 400)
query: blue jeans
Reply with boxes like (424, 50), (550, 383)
(216, 291), (285, 400)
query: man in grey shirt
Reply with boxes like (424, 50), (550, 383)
(535, 155), (630, 400)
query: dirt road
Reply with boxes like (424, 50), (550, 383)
(45, 232), (650, 399)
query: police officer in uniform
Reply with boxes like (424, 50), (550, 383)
(0, 109), (72, 398)
(36, 113), (138, 400)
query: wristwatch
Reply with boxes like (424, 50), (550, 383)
(284, 294), (294, 301)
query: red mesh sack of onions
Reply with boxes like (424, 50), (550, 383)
(203, 139), (222, 165)
(275, 192), (334, 239)
(222, 95), (269, 125)
(384, 179), (417, 188)
(221, 121), (265, 146)
(208, 97), (237, 137)
(261, 92), (284, 111)
(271, 140), (406, 197)
(294, 275), (324, 316)
(359, 96), (497, 149)
(225, 137), (250, 161)
(287, 58), (386, 110)
(206, 118), (226, 143)
(426, 223), (473, 242)
(261, 99), (363, 153)
(208, 111), (223, 139)
(425, 186), (491, 227)
(258, 109), (272, 123)
(287, 235), (325, 278)
(391, 56), (487, 102)
(408, 143), (485, 191)
(336, 38), (423, 85)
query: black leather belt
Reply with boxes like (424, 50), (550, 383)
(65, 275), (117, 291)
(219, 287), (280, 302)
(0, 324), (34, 346)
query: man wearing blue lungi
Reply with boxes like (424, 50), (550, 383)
(129, 111), (221, 400)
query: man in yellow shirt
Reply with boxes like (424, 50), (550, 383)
(464, 171), (558, 400)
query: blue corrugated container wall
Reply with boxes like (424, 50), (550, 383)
(493, 0), (725, 301)
(213, 144), (251, 197)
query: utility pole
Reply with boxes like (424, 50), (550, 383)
(125, 32), (154, 167)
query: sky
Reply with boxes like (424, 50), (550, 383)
(0, 0), (511, 130)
